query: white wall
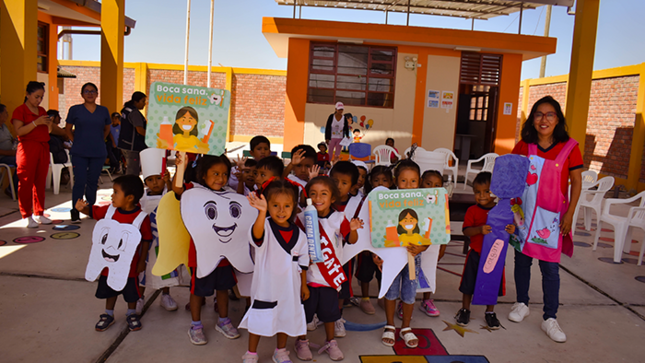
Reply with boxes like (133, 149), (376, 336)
(422, 55), (461, 150)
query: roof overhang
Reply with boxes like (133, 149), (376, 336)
(38, 0), (136, 28)
(263, 17), (557, 61)
(274, 0), (575, 20)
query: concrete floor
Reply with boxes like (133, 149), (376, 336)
(0, 180), (644, 363)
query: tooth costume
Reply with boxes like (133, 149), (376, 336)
(239, 218), (309, 337)
(85, 204), (152, 296)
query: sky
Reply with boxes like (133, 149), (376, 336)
(66, 0), (645, 80)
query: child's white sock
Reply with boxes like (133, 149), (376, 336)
(105, 309), (114, 316)
(126, 309), (136, 316)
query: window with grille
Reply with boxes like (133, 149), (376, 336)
(37, 22), (48, 73)
(469, 85), (491, 122)
(308, 42), (397, 108)
(459, 52), (501, 86)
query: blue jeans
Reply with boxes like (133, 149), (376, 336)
(72, 155), (104, 206)
(385, 254), (420, 304)
(514, 249), (560, 320)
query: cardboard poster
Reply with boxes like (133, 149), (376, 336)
(145, 82), (230, 155)
(368, 188), (451, 248)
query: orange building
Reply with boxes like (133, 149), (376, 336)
(263, 17), (556, 159)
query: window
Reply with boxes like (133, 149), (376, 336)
(469, 85), (491, 122)
(308, 43), (397, 108)
(37, 22), (48, 73)
(459, 52), (501, 86)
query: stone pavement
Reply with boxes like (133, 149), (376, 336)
(0, 182), (644, 363)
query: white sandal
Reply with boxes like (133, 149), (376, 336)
(381, 325), (396, 347)
(399, 327), (418, 348)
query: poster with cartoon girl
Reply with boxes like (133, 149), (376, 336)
(157, 106), (211, 154)
(146, 82), (230, 155)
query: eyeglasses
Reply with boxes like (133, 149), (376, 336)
(534, 112), (557, 122)
(83, 90), (98, 95)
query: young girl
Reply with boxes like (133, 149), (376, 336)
(240, 180), (309, 363)
(355, 166), (393, 314)
(294, 176), (363, 362)
(172, 152), (239, 345)
(418, 170), (447, 317)
(382, 159), (427, 349)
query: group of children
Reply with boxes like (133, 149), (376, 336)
(77, 135), (512, 363)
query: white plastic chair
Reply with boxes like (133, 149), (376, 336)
(595, 191), (645, 263)
(581, 170), (598, 185)
(413, 149), (445, 175)
(402, 146), (426, 160)
(573, 176), (614, 238)
(373, 145), (400, 166)
(433, 147), (459, 180)
(46, 150), (74, 195)
(463, 153), (498, 189)
(0, 163), (16, 200)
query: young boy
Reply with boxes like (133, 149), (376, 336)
(329, 161), (367, 333)
(229, 135), (271, 190)
(235, 158), (257, 196)
(136, 149), (179, 314)
(283, 144), (317, 189)
(455, 172), (515, 329)
(76, 174), (152, 332)
(255, 155), (284, 192)
(350, 161), (368, 199)
(317, 142), (331, 169)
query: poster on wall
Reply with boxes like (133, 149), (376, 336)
(503, 102), (513, 115)
(441, 91), (454, 110)
(427, 90), (440, 108)
(145, 82), (230, 156)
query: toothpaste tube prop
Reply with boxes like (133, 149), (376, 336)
(472, 154), (529, 305)
(304, 198), (324, 263)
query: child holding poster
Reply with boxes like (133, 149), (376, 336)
(382, 160), (427, 349)
(294, 176), (363, 361)
(240, 180), (309, 363)
(455, 172), (515, 330)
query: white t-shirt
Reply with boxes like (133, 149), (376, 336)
(330, 115), (344, 139)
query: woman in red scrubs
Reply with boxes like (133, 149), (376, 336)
(11, 81), (53, 228)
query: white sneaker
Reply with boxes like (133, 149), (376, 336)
(541, 318), (567, 343)
(508, 302), (530, 323)
(334, 318), (346, 338)
(160, 294), (178, 311)
(307, 314), (320, 331)
(33, 214), (52, 225)
(135, 297), (145, 315)
(23, 217), (38, 228)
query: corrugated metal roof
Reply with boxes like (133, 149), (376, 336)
(275, 0), (574, 20)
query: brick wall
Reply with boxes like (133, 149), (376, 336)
(230, 73), (286, 137)
(58, 66), (135, 119)
(520, 76), (640, 182)
(58, 65), (286, 138)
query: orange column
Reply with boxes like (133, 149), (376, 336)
(283, 38), (309, 150)
(411, 49), (429, 146)
(494, 53), (523, 154)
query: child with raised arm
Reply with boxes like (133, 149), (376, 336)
(75, 174), (152, 332)
(229, 135), (271, 190)
(294, 176), (364, 361)
(455, 171), (515, 330)
(240, 180), (310, 363)
(172, 152), (240, 345)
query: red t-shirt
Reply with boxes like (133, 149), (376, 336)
(12, 103), (49, 142)
(317, 152), (330, 163)
(463, 204), (493, 253)
(511, 140), (584, 198)
(91, 204), (153, 277)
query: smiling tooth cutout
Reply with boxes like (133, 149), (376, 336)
(85, 207), (146, 291)
(180, 185), (257, 278)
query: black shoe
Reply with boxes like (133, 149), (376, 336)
(71, 209), (80, 221)
(485, 312), (500, 330)
(455, 308), (470, 326)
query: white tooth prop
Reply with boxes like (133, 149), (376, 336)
(341, 186), (411, 298)
(85, 206), (147, 291)
(180, 184), (257, 278)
